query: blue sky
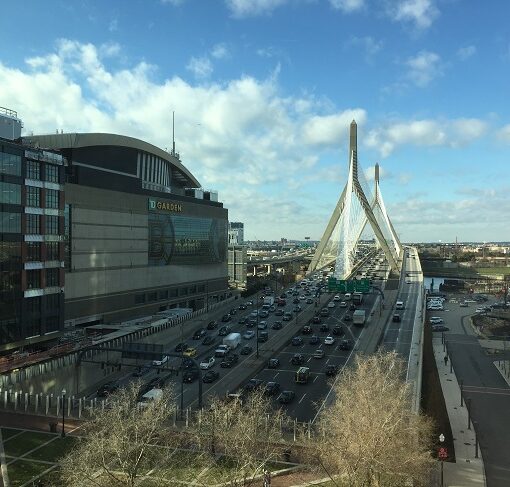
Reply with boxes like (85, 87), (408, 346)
(1, 0), (509, 242)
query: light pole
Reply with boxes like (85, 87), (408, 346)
(439, 433), (445, 487)
(61, 388), (66, 438)
(256, 290), (260, 358)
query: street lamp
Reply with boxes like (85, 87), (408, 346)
(439, 433), (445, 487)
(61, 388), (66, 438)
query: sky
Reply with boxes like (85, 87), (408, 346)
(1, 0), (509, 243)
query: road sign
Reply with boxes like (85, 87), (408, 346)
(438, 447), (448, 459)
(327, 278), (370, 293)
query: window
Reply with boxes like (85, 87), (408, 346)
(46, 242), (59, 261)
(158, 290), (168, 300)
(26, 160), (40, 180)
(0, 152), (21, 176)
(26, 242), (41, 261)
(26, 186), (40, 207)
(26, 214), (40, 234)
(148, 291), (157, 302)
(0, 212), (21, 233)
(26, 270), (41, 289)
(45, 189), (59, 209)
(0, 182), (21, 205)
(46, 268), (59, 287)
(46, 215), (59, 235)
(45, 165), (59, 183)
(135, 293), (146, 304)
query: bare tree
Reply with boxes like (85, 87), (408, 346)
(190, 390), (290, 486)
(312, 352), (434, 487)
(59, 382), (178, 487)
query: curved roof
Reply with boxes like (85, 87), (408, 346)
(22, 132), (201, 188)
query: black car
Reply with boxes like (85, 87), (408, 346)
(275, 309), (284, 316)
(309, 335), (320, 345)
(246, 319), (256, 328)
(392, 314), (401, 323)
(218, 326), (231, 336)
(278, 390), (295, 404)
(332, 326), (344, 336)
(320, 324), (329, 332)
(264, 381), (281, 396)
(229, 308), (237, 316)
(344, 314), (352, 322)
(258, 331), (269, 343)
(339, 339), (353, 351)
(193, 329), (206, 340)
(306, 298), (313, 304)
(240, 345), (253, 355)
(220, 354), (239, 368)
(183, 369), (199, 383)
(325, 364), (339, 376)
(202, 370), (219, 383)
(181, 357), (194, 368)
(294, 305), (302, 313)
(174, 342), (188, 352)
(207, 320), (218, 330)
(291, 353), (305, 365)
(97, 382), (119, 397)
(291, 336), (303, 346)
(312, 316), (321, 324)
(132, 365), (151, 377)
(244, 378), (263, 392)
(221, 314), (231, 323)
(239, 304), (247, 310)
(202, 336), (215, 346)
(238, 317), (247, 325)
(268, 358), (280, 368)
(272, 321), (283, 330)
(302, 325), (313, 334)
(293, 298), (300, 304)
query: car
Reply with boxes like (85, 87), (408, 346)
(244, 378), (263, 392)
(174, 342), (188, 352)
(207, 320), (218, 330)
(246, 319), (256, 328)
(429, 317), (444, 324)
(246, 300), (254, 306)
(269, 305), (276, 312)
(97, 382), (119, 397)
(333, 295), (341, 301)
(459, 302), (468, 307)
(238, 317), (247, 325)
(343, 314), (352, 322)
(293, 298), (300, 304)
(291, 336), (303, 346)
(300, 295), (307, 301)
(240, 345), (253, 355)
(199, 357), (215, 369)
(328, 302), (335, 308)
(432, 325), (450, 332)
(258, 331), (268, 342)
(349, 304), (356, 311)
(264, 381), (281, 396)
(193, 329), (207, 340)
(294, 305), (302, 313)
(183, 348), (197, 358)
(202, 370), (219, 383)
(339, 339), (353, 350)
(325, 365), (339, 376)
(332, 326), (344, 336)
(339, 301), (347, 308)
(320, 324), (330, 332)
(302, 325), (313, 335)
(239, 304), (247, 310)
(147, 377), (165, 389)
(283, 313), (293, 321)
(272, 321), (283, 330)
(312, 316), (321, 324)
(320, 308), (329, 317)
(221, 314), (231, 322)
(202, 336), (215, 346)
(278, 390), (296, 404)
(243, 330), (256, 339)
(218, 326), (231, 336)
(324, 336), (335, 345)
(313, 349), (325, 359)
(392, 314), (401, 323)
(268, 358), (280, 368)
(229, 308), (237, 316)
(309, 335), (320, 345)
(221, 353), (239, 368)
(183, 369), (199, 383)
(291, 353), (305, 365)
(257, 321), (268, 330)
(132, 365), (151, 377)
(275, 309), (284, 316)
(153, 355), (169, 366)
(259, 310), (269, 318)
(181, 357), (194, 368)
(406, 280), (411, 284)
(306, 298), (313, 304)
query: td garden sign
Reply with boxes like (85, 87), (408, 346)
(148, 199), (183, 212)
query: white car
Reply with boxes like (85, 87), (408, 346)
(152, 355), (169, 366)
(339, 301), (347, 308)
(429, 317), (444, 324)
(324, 336), (335, 345)
(333, 295), (341, 301)
(328, 302), (335, 308)
(200, 357), (215, 370)
(243, 330), (255, 340)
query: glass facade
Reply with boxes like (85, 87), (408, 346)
(26, 242), (41, 261)
(46, 215), (59, 234)
(26, 214), (40, 234)
(148, 213), (227, 266)
(46, 268), (59, 287)
(26, 186), (40, 207)
(0, 242), (21, 345)
(0, 212), (21, 233)
(26, 160), (40, 180)
(0, 152), (21, 176)
(46, 241), (59, 261)
(45, 189), (59, 209)
(45, 164), (59, 183)
(0, 182), (21, 205)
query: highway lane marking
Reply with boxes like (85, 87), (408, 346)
(313, 375), (319, 383)
(298, 393), (307, 404)
(463, 388), (510, 396)
(273, 372), (279, 379)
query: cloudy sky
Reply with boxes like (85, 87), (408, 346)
(1, 0), (509, 243)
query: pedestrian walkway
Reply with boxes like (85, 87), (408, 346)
(433, 335), (486, 486)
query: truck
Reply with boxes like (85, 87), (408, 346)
(295, 366), (310, 384)
(223, 332), (241, 349)
(352, 292), (363, 305)
(352, 309), (366, 327)
(263, 296), (275, 306)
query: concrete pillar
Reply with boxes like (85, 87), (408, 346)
(24, 393), (28, 412)
(45, 395), (49, 415)
(14, 392), (18, 410)
(35, 394), (39, 413)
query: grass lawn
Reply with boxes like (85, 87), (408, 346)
(7, 459), (54, 486)
(475, 267), (510, 276)
(1, 428), (24, 441)
(4, 431), (55, 458)
(26, 435), (78, 462)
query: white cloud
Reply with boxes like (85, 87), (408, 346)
(497, 124), (510, 143)
(457, 45), (477, 61)
(405, 50), (442, 87)
(347, 36), (383, 61)
(211, 43), (230, 60)
(186, 56), (213, 78)
(329, 0), (365, 13)
(385, 0), (439, 30)
(108, 18), (119, 32)
(226, 0), (289, 17)
(161, 0), (186, 5)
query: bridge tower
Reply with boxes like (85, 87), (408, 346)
(308, 121), (402, 278)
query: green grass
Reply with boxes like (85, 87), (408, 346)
(4, 431), (55, 458)
(1, 428), (24, 441)
(475, 267), (510, 276)
(26, 435), (78, 462)
(7, 459), (54, 486)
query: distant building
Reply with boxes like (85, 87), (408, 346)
(228, 222), (244, 245)
(228, 245), (247, 288)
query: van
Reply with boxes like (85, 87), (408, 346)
(396, 301), (405, 310)
(138, 388), (163, 407)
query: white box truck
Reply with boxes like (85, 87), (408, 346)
(263, 296), (275, 306)
(352, 309), (366, 326)
(223, 332), (241, 349)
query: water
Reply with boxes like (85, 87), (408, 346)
(423, 276), (447, 292)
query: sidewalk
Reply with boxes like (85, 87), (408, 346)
(433, 335), (486, 486)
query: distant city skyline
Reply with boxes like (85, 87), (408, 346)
(1, 1), (509, 242)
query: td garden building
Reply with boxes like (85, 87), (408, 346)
(23, 132), (229, 327)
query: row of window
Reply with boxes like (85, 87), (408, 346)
(26, 214), (60, 234)
(0, 152), (22, 177)
(26, 268), (60, 289)
(25, 294), (61, 314)
(26, 187), (60, 208)
(134, 283), (206, 304)
(0, 212), (21, 233)
(0, 182), (21, 205)
(26, 160), (59, 183)
(26, 242), (60, 261)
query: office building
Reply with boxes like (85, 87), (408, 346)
(228, 222), (244, 245)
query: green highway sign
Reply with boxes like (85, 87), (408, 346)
(327, 278), (370, 293)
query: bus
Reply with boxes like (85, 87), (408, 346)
(352, 292), (363, 305)
(295, 367), (310, 384)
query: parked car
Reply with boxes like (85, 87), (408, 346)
(257, 321), (268, 330)
(202, 370), (219, 383)
(302, 325), (313, 335)
(132, 365), (151, 377)
(244, 378), (263, 392)
(343, 314), (352, 322)
(268, 358), (280, 369)
(325, 365), (339, 376)
(238, 317), (247, 325)
(332, 326), (344, 336)
(218, 326), (231, 336)
(327, 302), (335, 308)
(275, 309), (284, 316)
(432, 325), (450, 332)
(313, 349), (325, 359)
(258, 331), (269, 343)
(392, 314), (401, 323)
(243, 330), (256, 340)
(221, 314), (231, 322)
(183, 348), (197, 358)
(320, 324), (329, 332)
(312, 316), (321, 324)
(153, 355), (169, 366)
(339, 339), (353, 350)
(97, 382), (119, 398)
(339, 301), (347, 308)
